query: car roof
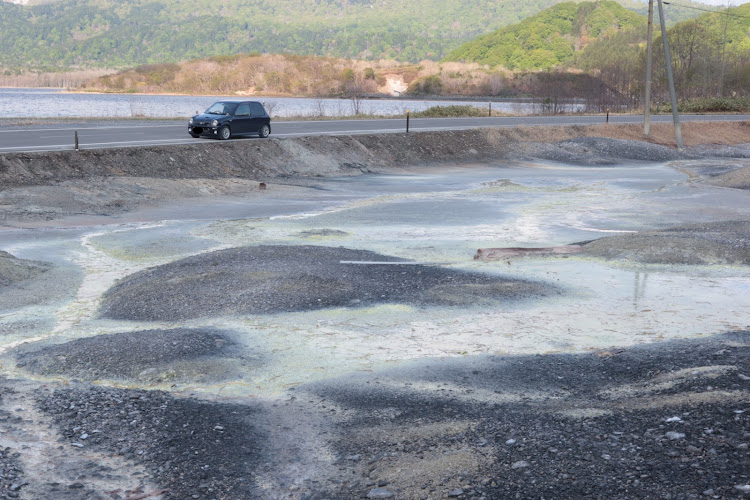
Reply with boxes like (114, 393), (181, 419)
(213, 100), (263, 104)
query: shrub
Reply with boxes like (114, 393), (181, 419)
(678, 97), (750, 113)
(411, 105), (486, 117)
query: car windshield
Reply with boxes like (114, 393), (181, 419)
(205, 102), (239, 115)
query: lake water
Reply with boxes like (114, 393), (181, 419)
(0, 87), (583, 119)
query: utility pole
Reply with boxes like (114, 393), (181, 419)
(657, 0), (683, 148)
(644, 0), (654, 137)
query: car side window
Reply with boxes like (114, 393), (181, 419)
(236, 103), (251, 116)
(250, 102), (265, 116)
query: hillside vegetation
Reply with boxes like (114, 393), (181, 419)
(81, 54), (622, 108)
(0, 0), (699, 72)
(443, 1), (646, 70)
(439, 0), (750, 107)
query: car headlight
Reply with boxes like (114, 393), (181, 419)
(189, 117), (194, 125)
(212, 120), (218, 127)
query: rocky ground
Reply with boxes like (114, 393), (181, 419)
(0, 127), (749, 499)
(1, 122), (749, 225)
(96, 246), (556, 322)
(0, 330), (745, 499)
(579, 220), (750, 265)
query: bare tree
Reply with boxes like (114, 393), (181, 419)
(344, 70), (370, 115)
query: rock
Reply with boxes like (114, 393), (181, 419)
(366, 488), (394, 499)
(702, 489), (714, 496)
(665, 432), (686, 440)
(448, 489), (464, 497)
(511, 461), (530, 469)
(734, 485), (750, 493)
(505, 438), (517, 445)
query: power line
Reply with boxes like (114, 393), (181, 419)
(662, 1), (750, 19)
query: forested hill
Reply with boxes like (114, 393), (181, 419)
(0, 0), (699, 71)
(442, 1), (646, 70)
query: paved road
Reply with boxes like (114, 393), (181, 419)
(1, 114), (748, 153)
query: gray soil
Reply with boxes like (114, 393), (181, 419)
(0, 251), (49, 287)
(1, 130), (748, 225)
(517, 136), (695, 166)
(580, 220), (750, 265)
(14, 330), (749, 499)
(98, 245), (556, 321)
(1, 129), (750, 499)
(14, 328), (260, 385)
(708, 166), (750, 190)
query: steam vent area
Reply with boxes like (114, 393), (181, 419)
(1, 125), (749, 499)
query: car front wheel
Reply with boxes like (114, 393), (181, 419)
(258, 124), (270, 138)
(218, 126), (231, 140)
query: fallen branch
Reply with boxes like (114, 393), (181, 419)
(475, 245), (583, 261)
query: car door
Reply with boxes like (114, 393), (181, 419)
(249, 102), (267, 133)
(232, 102), (252, 134)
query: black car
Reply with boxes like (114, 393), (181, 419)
(188, 101), (271, 139)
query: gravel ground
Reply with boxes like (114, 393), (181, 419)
(707, 166), (750, 191)
(16, 330), (748, 500)
(14, 328), (261, 385)
(2, 134), (749, 226)
(98, 245), (556, 321)
(306, 330), (750, 500)
(0, 387), (25, 500)
(580, 221), (750, 265)
(35, 386), (264, 499)
(0, 251), (49, 287)
(518, 137), (695, 166)
(1, 132), (750, 499)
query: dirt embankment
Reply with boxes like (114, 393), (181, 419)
(1, 121), (749, 190)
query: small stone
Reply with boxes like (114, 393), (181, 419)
(511, 460), (530, 469)
(665, 416), (683, 423)
(346, 454), (361, 461)
(665, 432), (686, 440)
(213, 425), (224, 431)
(601, 454), (611, 460)
(702, 489), (714, 496)
(448, 489), (464, 497)
(734, 485), (750, 493)
(739, 374), (750, 381)
(366, 488), (394, 499)
(69, 483), (84, 489)
(505, 439), (516, 445)
(686, 445), (702, 454)
(80, 433), (88, 440)
(71, 443), (84, 448)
